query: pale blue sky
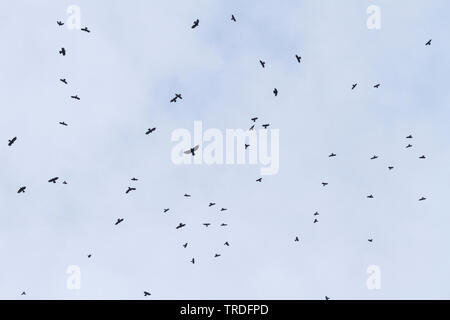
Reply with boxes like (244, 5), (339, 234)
(1, 0), (450, 299)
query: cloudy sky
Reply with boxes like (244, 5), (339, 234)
(1, 0), (450, 299)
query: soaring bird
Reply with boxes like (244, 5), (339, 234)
(126, 187), (136, 194)
(251, 117), (258, 122)
(183, 243), (188, 248)
(131, 177), (138, 181)
(262, 124), (270, 129)
(8, 137), (17, 146)
(388, 166), (394, 170)
(295, 54), (301, 63)
(419, 197), (427, 201)
(214, 254), (221, 258)
(224, 241), (230, 246)
(176, 223), (186, 229)
(321, 182), (328, 187)
(231, 15), (236, 22)
(374, 83), (380, 88)
(245, 144), (250, 149)
(313, 219), (319, 224)
(367, 194), (374, 199)
(352, 83), (357, 90)
(17, 186), (26, 194)
(368, 239), (373, 242)
(406, 144), (412, 148)
(81, 27), (90, 33)
(190, 258), (195, 264)
(426, 39), (432, 46)
(259, 60), (265, 68)
(21, 291), (26, 296)
(314, 211), (319, 216)
(191, 19), (199, 29)
(48, 177), (59, 184)
(163, 208), (169, 213)
(256, 178), (262, 182)
(144, 291), (151, 297)
(146, 128), (156, 135)
(203, 223), (211, 227)
(209, 202), (216, 207)
(59, 121), (68, 126)
(71, 95), (80, 100)
(325, 296), (330, 300)
(170, 94), (182, 102)
(220, 208), (227, 212)
(59, 48), (66, 56)
(57, 21), (64, 26)
(249, 125), (255, 131)
(329, 153), (336, 157)
(273, 88), (278, 96)
(115, 218), (124, 225)
(220, 223), (228, 227)
(184, 193), (191, 198)
(406, 135), (413, 139)
(60, 78), (68, 84)
(419, 155), (426, 159)
(87, 254), (92, 258)
(370, 155), (378, 160)
(294, 236), (299, 242)
(184, 145), (199, 156)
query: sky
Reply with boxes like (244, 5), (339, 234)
(1, 0), (450, 299)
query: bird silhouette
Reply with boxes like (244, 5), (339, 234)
(8, 137), (17, 146)
(368, 239), (373, 242)
(60, 78), (67, 84)
(388, 166), (394, 170)
(245, 144), (250, 149)
(329, 153), (336, 157)
(325, 296), (330, 300)
(209, 202), (216, 207)
(256, 178), (262, 182)
(57, 21), (64, 26)
(183, 243), (188, 248)
(59, 121), (68, 126)
(191, 19), (199, 29)
(426, 39), (432, 46)
(220, 223), (228, 227)
(87, 254), (92, 258)
(176, 223), (186, 229)
(231, 15), (236, 22)
(220, 208), (227, 212)
(322, 182), (328, 187)
(71, 95), (80, 100)
(367, 194), (374, 199)
(370, 155), (378, 160)
(146, 128), (156, 135)
(313, 219), (319, 224)
(249, 125), (255, 131)
(352, 83), (357, 90)
(59, 48), (66, 56)
(295, 54), (301, 63)
(224, 242), (230, 246)
(251, 117), (258, 122)
(184, 145), (199, 156)
(262, 124), (270, 129)
(406, 144), (412, 148)
(419, 155), (426, 159)
(374, 83), (380, 88)
(214, 254), (221, 258)
(126, 187), (136, 194)
(131, 177), (138, 181)
(273, 88), (278, 96)
(144, 291), (151, 297)
(115, 218), (124, 225)
(163, 208), (169, 213)
(170, 94), (182, 102)
(63, 181), (68, 185)
(184, 193), (191, 197)
(295, 236), (299, 242)
(314, 211), (319, 216)
(203, 223), (211, 227)
(81, 27), (90, 33)
(48, 177), (59, 184)
(419, 197), (427, 201)
(406, 135), (413, 139)
(190, 258), (195, 264)
(17, 186), (26, 194)
(259, 60), (265, 68)
(21, 291), (26, 296)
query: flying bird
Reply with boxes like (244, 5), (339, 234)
(352, 83), (357, 90)
(256, 178), (262, 182)
(170, 94), (182, 102)
(191, 19), (199, 29)
(81, 27), (90, 33)
(126, 187), (136, 194)
(59, 121), (68, 126)
(406, 144), (412, 148)
(426, 39), (432, 46)
(388, 166), (394, 170)
(144, 291), (151, 297)
(314, 211), (319, 216)
(60, 78), (67, 84)
(163, 208), (169, 213)
(8, 137), (17, 146)
(57, 21), (64, 26)
(321, 182), (328, 187)
(184, 193), (191, 198)
(329, 153), (336, 157)
(231, 15), (236, 22)
(313, 219), (319, 224)
(21, 292), (26, 296)
(203, 223), (211, 227)
(190, 258), (195, 264)
(367, 194), (374, 199)
(249, 125), (255, 131)
(63, 181), (68, 185)
(214, 254), (221, 258)
(406, 135), (413, 139)
(419, 155), (426, 159)
(176, 223), (186, 229)
(251, 117), (258, 122)
(374, 83), (380, 88)
(146, 128), (156, 135)
(209, 203), (216, 207)
(419, 197), (427, 201)
(245, 144), (250, 149)
(259, 60), (265, 68)
(131, 178), (138, 181)
(370, 155), (378, 160)
(115, 218), (124, 225)
(262, 124), (270, 129)
(220, 208), (227, 212)
(224, 242), (230, 246)
(220, 223), (228, 227)
(71, 95), (80, 100)
(273, 88), (278, 96)
(59, 48), (66, 56)
(295, 54), (301, 63)
(48, 177), (59, 184)
(17, 186), (26, 194)
(295, 237), (299, 242)
(87, 254), (92, 258)
(183, 243), (188, 248)
(368, 239), (373, 242)
(184, 145), (199, 156)
(325, 296), (330, 300)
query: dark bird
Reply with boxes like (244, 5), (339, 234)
(406, 135), (413, 139)
(370, 155), (378, 160)
(256, 178), (262, 182)
(81, 27), (90, 33)
(170, 93), (182, 103)
(295, 54), (301, 63)
(163, 208), (169, 213)
(220, 223), (228, 227)
(273, 88), (278, 96)
(87, 254), (92, 258)
(388, 166), (394, 170)
(214, 254), (221, 258)
(329, 153), (336, 157)
(176, 223), (186, 229)
(352, 83), (357, 90)
(190, 258), (195, 264)
(184, 193), (191, 197)
(144, 291), (151, 297)
(220, 208), (227, 212)
(126, 187), (136, 194)
(63, 181), (68, 185)
(224, 242), (230, 246)
(251, 117), (258, 122)
(426, 39), (432, 46)
(368, 239), (373, 242)
(60, 78), (67, 84)
(21, 291), (26, 296)
(183, 243), (188, 248)
(259, 60), (265, 68)
(209, 202), (216, 207)
(262, 124), (270, 129)
(131, 177), (138, 181)
(249, 125), (255, 131)
(59, 121), (68, 126)
(57, 21), (64, 26)
(115, 218), (124, 225)
(367, 194), (374, 199)
(48, 177), (59, 184)
(203, 223), (211, 227)
(59, 48), (66, 56)
(231, 15), (236, 22)
(406, 144), (412, 148)
(295, 236), (299, 242)
(191, 19), (199, 29)
(419, 155), (426, 159)
(146, 127), (156, 135)
(313, 219), (319, 224)
(321, 182), (328, 187)
(374, 83), (380, 88)
(314, 211), (319, 216)
(325, 296), (330, 300)
(17, 186), (26, 194)
(71, 95), (80, 100)
(245, 144), (250, 149)
(419, 197), (427, 201)
(184, 145), (199, 156)
(8, 137), (17, 146)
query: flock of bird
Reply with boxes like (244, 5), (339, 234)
(7, 14), (434, 299)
